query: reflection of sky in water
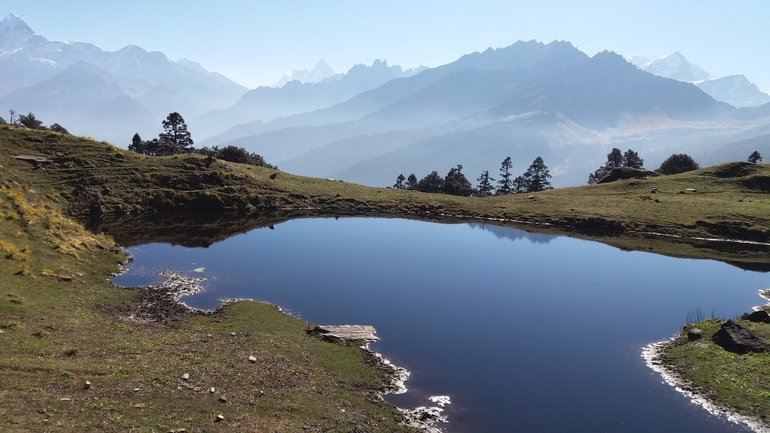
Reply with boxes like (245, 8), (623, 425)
(114, 217), (765, 433)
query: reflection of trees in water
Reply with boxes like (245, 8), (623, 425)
(468, 223), (556, 244)
(90, 211), (303, 248)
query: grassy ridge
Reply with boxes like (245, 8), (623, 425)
(1, 126), (769, 431)
(2, 126), (768, 268)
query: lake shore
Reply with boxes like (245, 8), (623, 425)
(646, 290), (770, 433)
(2, 126), (770, 431)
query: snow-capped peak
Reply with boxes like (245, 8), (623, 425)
(643, 52), (711, 82)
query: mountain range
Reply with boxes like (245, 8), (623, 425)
(0, 14), (246, 144)
(3, 13), (770, 187)
(205, 42), (770, 186)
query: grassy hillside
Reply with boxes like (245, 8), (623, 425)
(1, 126), (769, 267)
(1, 126), (769, 431)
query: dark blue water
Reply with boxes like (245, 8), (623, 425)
(113, 217), (768, 433)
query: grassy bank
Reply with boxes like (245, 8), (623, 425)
(0, 186), (412, 432)
(1, 126), (770, 431)
(658, 318), (770, 427)
(2, 126), (769, 268)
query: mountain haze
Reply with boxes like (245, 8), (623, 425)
(0, 14), (246, 143)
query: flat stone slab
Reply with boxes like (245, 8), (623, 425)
(12, 155), (50, 163)
(312, 325), (378, 342)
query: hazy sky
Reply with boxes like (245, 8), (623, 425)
(2, 0), (769, 91)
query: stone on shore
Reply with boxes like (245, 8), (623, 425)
(712, 320), (770, 354)
(311, 325), (378, 342)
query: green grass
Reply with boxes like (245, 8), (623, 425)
(1, 126), (769, 431)
(665, 319), (770, 423)
(0, 186), (412, 431)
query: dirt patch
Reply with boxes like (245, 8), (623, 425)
(116, 272), (208, 325)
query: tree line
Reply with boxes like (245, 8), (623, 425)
(587, 148), (764, 184)
(393, 156), (553, 196)
(0, 109), (69, 134)
(128, 112), (274, 168)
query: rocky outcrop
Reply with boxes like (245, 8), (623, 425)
(742, 310), (770, 324)
(712, 320), (770, 354)
(597, 167), (659, 184)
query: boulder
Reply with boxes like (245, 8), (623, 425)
(712, 320), (770, 354)
(686, 327), (702, 341)
(743, 310), (770, 324)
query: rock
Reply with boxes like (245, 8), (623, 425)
(311, 325), (379, 342)
(218, 395), (227, 403)
(181, 373), (189, 381)
(230, 332), (236, 337)
(712, 320), (770, 354)
(248, 355), (257, 363)
(686, 327), (702, 341)
(133, 388), (140, 392)
(215, 414), (224, 422)
(83, 381), (91, 390)
(209, 387), (216, 394)
(743, 310), (770, 323)
(685, 188), (697, 193)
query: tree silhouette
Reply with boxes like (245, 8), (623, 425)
(623, 149), (644, 169)
(589, 147), (644, 183)
(417, 171), (444, 193)
(158, 112), (193, 155)
(658, 153), (699, 175)
(497, 156), (513, 194)
(406, 174), (418, 190)
(476, 170), (495, 196)
(522, 156), (552, 192)
(128, 133), (145, 154)
(513, 175), (528, 193)
(749, 151), (763, 164)
(18, 112), (44, 130)
(443, 165), (473, 196)
(394, 173), (406, 189)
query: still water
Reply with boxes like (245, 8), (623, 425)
(112, 217), (768, 433)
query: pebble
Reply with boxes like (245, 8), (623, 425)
(218, 395), (227, 403)
(215, 414), (225, 422)
(230, 332), (236, 337)
(248, 355), (257, 363)
(83, 381), (91, 390)
(181, 373), (189, 381)
(133, 388), (141, 392)
(209, 387), (216, 394)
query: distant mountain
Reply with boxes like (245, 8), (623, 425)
(273, 60), (335, 87)
(637, 52), (770, 108)
(195, 59), (424, 141)
(697, 75), (770, 108)
(209, 43), (731, 188)
(0, 14), (247, 143)
(642, 52), (711, 82)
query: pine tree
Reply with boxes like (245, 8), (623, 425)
(476, 170), (495, 196)
(497, 156), (513, 194)
(49, 123), (69, 134)
(522, 157), (552, 192)
(623, 149), (644, 168)
(394, 173), (406, 189)
(443, 165), (473, 196)
(416, 171), (444, 193)
(406, 174), (418, 190)
(749, 151), (763, 164)
(158, 112), (193, 155)
(513, 175), (528, 193)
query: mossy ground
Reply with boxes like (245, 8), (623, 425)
(664, 319), (770, 423)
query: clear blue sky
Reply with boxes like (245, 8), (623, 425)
(2, 0), (769, 91)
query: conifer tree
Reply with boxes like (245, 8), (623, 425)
(522, 156), (552, 192)
(497, 156), (513, 194)
(749, 151), (763, 164)
(476, 170), (495, 196)
(394, 173), (406, 189)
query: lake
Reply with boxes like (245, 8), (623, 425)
(112, 216), (768, 433)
